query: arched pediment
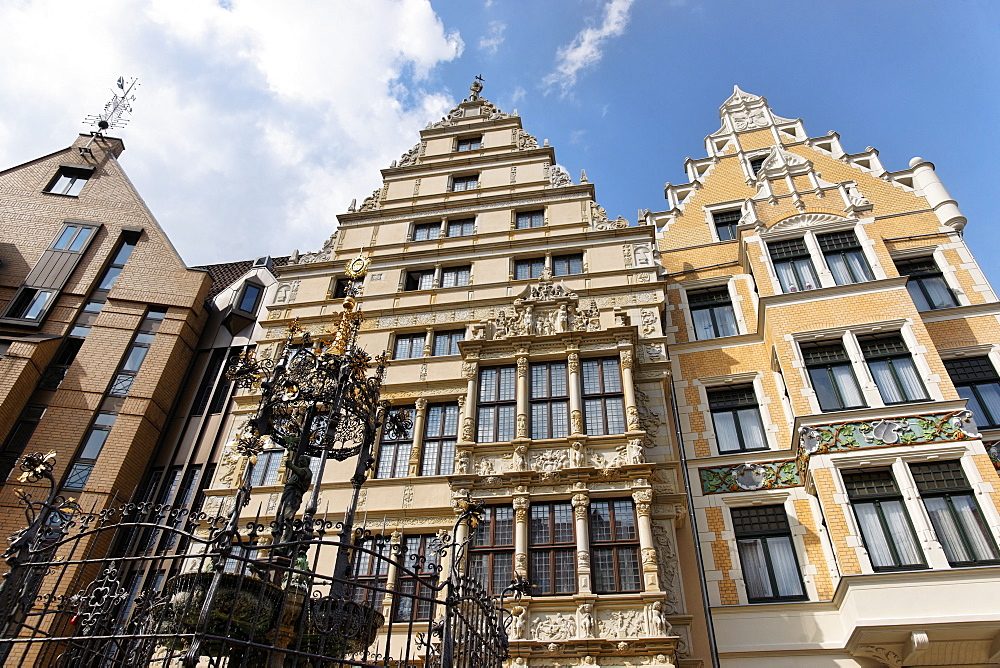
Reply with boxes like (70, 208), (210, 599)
(761, 212), (852, 234)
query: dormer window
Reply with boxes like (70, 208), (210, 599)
(44, 166), (92, 197)
(750, 157), (765, 176)
(456, 136), (482, 152)
(236, 283), (263, 314)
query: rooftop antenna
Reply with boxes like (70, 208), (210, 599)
(80, 76), (139, 156)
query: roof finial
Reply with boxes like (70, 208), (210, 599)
(470, 75), (484, 101)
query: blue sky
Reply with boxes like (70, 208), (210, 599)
(0, 0), (997, 284)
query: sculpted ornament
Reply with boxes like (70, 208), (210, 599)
(513, 495), (530, 522)
(568, 352), (580, 374)
(514, 552), (528, 574)
(568, 440), (586, 468)
(649, 601), (673, 637)
(600, 609), (645, 639)
(571, 410), (585, 435)
(639, 310), (657, 336)
(515, 128), (539, 150)
(516, 413), (528, 438)
(642, 547), (657, 567)
(461, 417), (475, 442)
(513, 444), (529, 471)
(626, 405), (641, 432)
(549, 165), (572, 187)
(578, 604), (595, 638)
(577, 550), (590, 569)
(517, 356), (528, 378)
(532, 613), (575, 641)
(359, 189), (380, 212)
(572, 493), (589, 518)
(456, 450), (471, 474)
(626, 438), (646, 464)
(512, 606), (528, 639)
(532, 449), (568, 473)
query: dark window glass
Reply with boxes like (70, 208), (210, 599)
(713, 210), (741, 241)
(708, 385), (767, 452)
(376, 407), (414, 478)
(404, 269), (435, 291)
(552, 254), (583, 276)
(732, 505), (806, 602)
(530, 503), (576, 595)
(515, 258), (545, 280)
(447, 219), (475, 237)
(8, 288), (54, 320)
(749, 158), (765, 176)
(895, 257), (958, 311)
(530, 362), (569, 439)
(944, 357), (1000, 428)
(843, 469), (924, 571)
(451, 174), (479, 192)
(0, 406), (46, 481)
(250, 450), (284, 487)
(191, 349), (228, 416)
(333, 277), (362, 299)
(910, 461), (1000, 566)
(478, 367), (516, 442)
(456, 136), (482, 152)
(394, 333), (426, 359)
(433, 330), (464, 356)
(421, 404), (458, 476)
(441, 265), (471, 288)
(470, 506), (514, 595)
(801, 341), (865, 411)
(394, 535), (441, 621)
(46, 167), (92, 196)
(515, 210), (544, 229)
(350, 536), (390, 607)
(818, 230), (873, 285)
(582, 359), (625, 435)
(769, 238), (818, 293)
(413, 222), (440, 241)
(589, 500), (640, 593)
(237, 283), (262, 313)
(858, 333), (928, 404)
(689, 287), (738, 340)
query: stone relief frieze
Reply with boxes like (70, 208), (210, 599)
(531, 613), (576, 641)
(651, 521), (682, 614)
(487, 276), (601, 340)
(598, 609), (646, 639)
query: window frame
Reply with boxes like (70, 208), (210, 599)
(687, 286), (739, 340)
(404, 269), (435, 292)
(375, 406), (414, 479)
(731, 504), (808, 603)
(107, 308), (166, 398)
(235, 281), (264, 314)
(393, 332), (426, 359)
(456, 136), (483, 152)
(451, 174), (480, 192)
(530, 361), (570, 440)
(768, 237), (820, 294)
(515, 210), (545, 229)
(412, 221), (442, 242)
(446, 218), (475, 237)
(842, 468), (926, 572)
(420, 403), (458, 476)
(707, 384), (768, 453)
(249, 448), (284, 487)
(582, 358), (626, 435)
(588, 499), (641, 594)
(514, 257), (545, 281)
(441, 265), (471, 288)
(858, 333), (929, 405)
(44, 166), (93, 197)
(943, 357), (1000, 428)
(394, 534), (442, 621)
(529, 502), (576, 595)
(432, 330), (464, 356)
(477, 366), (516, 443)
(801, 340), (867, 412)
(895, 256), (959, 311)
(552, 253), (583, 277)
(712, 209), (741, 242)
(470, 506), (515, 595)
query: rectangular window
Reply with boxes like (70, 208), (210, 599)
(801, 341), (866, 411)
(818, 230), (873, 285)
(530, 362), (569, 439)
(394, 333), (426, 359)
(376, 407), (414, 478)
(333, 277), (362, 299)
(858, 333), (928, 404)
(447, 218), (475, 237)
(413, 222), (441, 241)
(45, 166), (92, 197)
(910, 460), (1000, 566)
(470, 506), (514, 595)
(477, 367), (516, 442)
(529, 502), (576, 595)
(108, 308), (165, 398)
(769, 238), (818, 293)
(441, 265), (471, 288)
(236, 283), (262, 313)
(514, 258), (545, 280)
(582, 358), (625, 435)
(589, 500), (641, 593)
(944, 357), (1000, 428)
(404, 269), (435, 291)
(53, 224), (94, 251)
(896, 257), (958, 310)
(249, 449), (284, 487)
(552, 254), (583, 276)
(451, 174), (479, 192)
(433, 330), (464, 356)
(456, 136), (482, 152)
(0, 406), (46, 481)
(713, 209), (741, 241)
(688, 287), (738, 340)
(708, 385), (767, 453)
(350, 537), (390, 607)
(749, 158), (765, 176)
(732, 505), (806, 602)
(394, 535), (441, 621)
(843, 469), (924, 571)
(94, 236), (137, 295)
(515, 210), (544, 229)
(7, 288), (55, 321)
(421, 404), (458, 476)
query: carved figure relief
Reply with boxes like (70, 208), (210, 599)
(487, 277), (600, 340)
(568, 441), (586, 468)
(532, 613), (576, 641)
(578, 604), (595, 638)
(649, 601), (672, 637)
(599, 609), (645, 639)
(549, 165), (572, 187)
(532, 449), (568, 473)
(633, 244), (654, 267)
(512, 606), (528, 639)
(639, 310), (657, 336)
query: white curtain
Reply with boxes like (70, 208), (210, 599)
(826, 254), (853, 285)
(738, 408), (768, 450)
(712, 411), (740, 453)
(868, 360), (903, 403)
(854, 503), (895, 568)
(767, 537), (804, 597)
(831, 365), (865, 407)
(737, 539), (772, 599)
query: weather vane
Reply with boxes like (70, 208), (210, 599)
(84, 76), (139, 133)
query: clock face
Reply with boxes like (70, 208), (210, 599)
(345, 255), (370, 278)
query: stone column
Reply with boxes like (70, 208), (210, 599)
(516, 351), (530, 439)
(567, 351), (584, 435)
(422, 327), (434, 357)
(460, 360), (478, 444)
(513, 494), (530, 578)
(633, 487), (658, 592)
(572, 491), (591, 593)
(619, 344), (640, 433)
(381, 529), (403, 617)
(408, 398), (428, 476)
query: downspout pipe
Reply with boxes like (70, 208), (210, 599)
(669, 372), (721, 668)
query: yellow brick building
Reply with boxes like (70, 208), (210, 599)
(652, 87), (1000, 667)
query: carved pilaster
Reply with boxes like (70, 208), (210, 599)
(513, 495), (530, 523)
(572, 492), (590, 519)
(514, 494), (530, 577)
(567, 352), (579, 374)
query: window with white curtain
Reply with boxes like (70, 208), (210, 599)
(801, 341), (866, 411)
(895, 257), (958, 310)
(818, 230), (874, 285)
(909, 461), (1000, 566)
(688, 287), (738, 340)
(732, 505), (806, 602)
(707, 385), (767, 453)
(768, 238), (818, 293)
(858, 333), (929, 404)
(842, 469), (925, 571)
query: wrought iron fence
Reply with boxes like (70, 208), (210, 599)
(0, 460), (515, 667)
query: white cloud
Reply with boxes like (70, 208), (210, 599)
(0, 0), (463, 265)
(543, 0), (635, 95)
(478, 20), (506, 55)
(510, 86), (527, 106)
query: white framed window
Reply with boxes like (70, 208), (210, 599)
(702, 200), (746, 243)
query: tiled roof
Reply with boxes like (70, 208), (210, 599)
(193, 256), (289, 301)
